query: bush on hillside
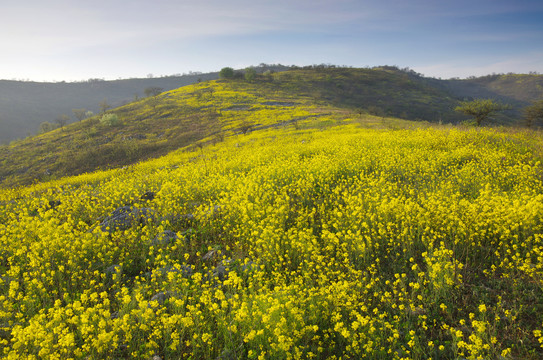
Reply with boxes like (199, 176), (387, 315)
(100, 113), (120, 127)
(245, 67), (257, 81)
(219, 67), (235, 79)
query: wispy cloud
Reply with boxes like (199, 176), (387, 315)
(1, 0), (542, 81)
(1, 0), (372, 52)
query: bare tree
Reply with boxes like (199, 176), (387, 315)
(99, 99), (111, 114)
(72, 108), (86, 122)
(55, 114), (70, 129)
(144, 87), (163, 97)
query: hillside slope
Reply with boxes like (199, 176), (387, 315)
(0, 68), (427, 188)
(2, 66), (542, 145)
(437, 73), (543, 120)
(0, 73), (219, 144)
(1, 122), (543, 358)
(0, 65), (292, 144)
(2, 66), (541, 188)
(269, 66), (463, 122)
(462, 73), (543, 102)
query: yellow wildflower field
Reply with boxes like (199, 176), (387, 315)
(1, 124), (543, 359)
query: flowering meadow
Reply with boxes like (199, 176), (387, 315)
(1, 123), (543, 359)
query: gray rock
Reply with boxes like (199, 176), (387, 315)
(241, 260), (261, 273)
(206, 204), (222, 218)
(140, 191), (155, 201)
(100, 206), (156, 232)
(151, 230), (178, 246)
(150, 292), (170, 305)
(216, 348), (236, 360)
(167, 213), (196, 229)
(0, 276), (13, 290)
(105, 264), (122, 276)
(123, 134), (147, 141)
(213, 260), (233, 282)
(181, 213), (195, 221)
(202, 249), (219, 262)
(213, 265), (228, 281)
(157, 265), (192, 279)
(180, 265), (193, 278)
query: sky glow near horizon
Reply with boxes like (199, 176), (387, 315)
(1, 0), (542, 82)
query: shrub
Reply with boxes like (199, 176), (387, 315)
(100, 113), (120, 127)
(39, 121), (54, 134)
(219, 67), (235, 79)
(245, 67), (257, 81)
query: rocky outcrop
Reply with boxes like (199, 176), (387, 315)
(100, 206), (155, 232)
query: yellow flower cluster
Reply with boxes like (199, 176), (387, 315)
(1, 124), (543, 359)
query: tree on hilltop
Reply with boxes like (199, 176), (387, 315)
(454, 99), (509, 126)
(245, 67), (256, 81)
(219, 67), (235, 79)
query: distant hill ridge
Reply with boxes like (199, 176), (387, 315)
(1, 65), (542, 144)
(1, 65), (543, 188)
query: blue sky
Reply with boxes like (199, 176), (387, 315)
(1, 0), (542, 82)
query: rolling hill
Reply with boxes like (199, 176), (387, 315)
(2, 66), (543, 146)
(0, 72), (219, 144)
(3, 66), (542, 189)
(1, 64), (543, 359)
(1, 99), (543, 358)
(0, 65), (291, 144)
